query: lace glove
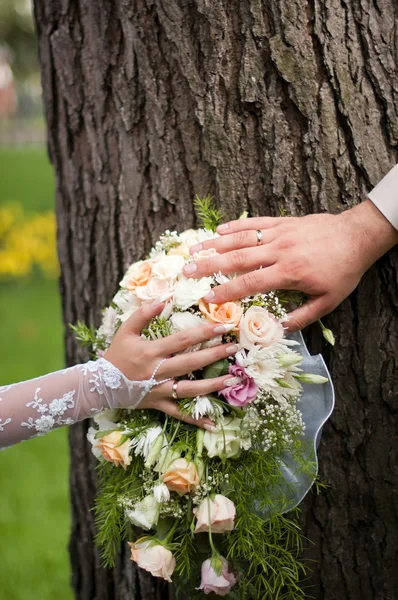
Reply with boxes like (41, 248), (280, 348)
(0, 358), (168, 450)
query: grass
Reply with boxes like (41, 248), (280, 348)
(0, 149), (73, 600)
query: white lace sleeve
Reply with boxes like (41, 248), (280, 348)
(0, 358), (164, 450)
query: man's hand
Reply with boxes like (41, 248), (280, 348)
(183, 201), (398, 331)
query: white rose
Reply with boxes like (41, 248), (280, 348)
(126, 495), (160, 530)
(135, 276), (176, 303)
(152, 254), (185, 279)
(179, 228), (200, 246)
(113, 289), (141, 322)
(203, 416), (247, 458)
(197, 228), (219, 243)
(129, 540), (176, 583)
(87, 427), (103, 460)
(239, 306), (285, 350)
(93, 409), (119, 431)
(174, 276), (213, 310)
(97, 306), (118, 344)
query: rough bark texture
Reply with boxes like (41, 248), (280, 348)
(33, 0), (398, 598)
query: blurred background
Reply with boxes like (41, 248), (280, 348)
(0, 1), (73, 598)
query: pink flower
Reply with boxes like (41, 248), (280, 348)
(219, 363), (258, 407)
(197, 557), (237, 596)
(193, 494), (236, 534)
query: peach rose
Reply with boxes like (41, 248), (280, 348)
(162, 458), (200, 495)
(95, 431), (133, 469)
(194, 494), (236, 534)
(193, 248), (219, 260)
(239, 306), (284, 350)
(126, 261), (153, 291)
(168, 241), (191, 259)
(199, 299), (243, 330)
(129, 540), (176, 582)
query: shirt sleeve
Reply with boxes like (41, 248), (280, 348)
(368, 164), (398, 230)
(0, 358), (156, 450)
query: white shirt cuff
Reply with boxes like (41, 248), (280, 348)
(368, 164), (398, 230)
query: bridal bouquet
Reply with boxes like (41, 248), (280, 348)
(76, 198), (334, 599)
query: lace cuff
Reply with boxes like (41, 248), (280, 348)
(0, 358), (164, 449)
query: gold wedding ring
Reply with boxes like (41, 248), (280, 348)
(172, 380), (179, 400)
(256, 230), (263, 246)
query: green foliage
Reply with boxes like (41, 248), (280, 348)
(69, 320), (103, 354)
(194, 194), (223, 232)
(142, 315), (173, 340)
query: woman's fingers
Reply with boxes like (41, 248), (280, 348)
(140, 397), (215, 430)
(189, 228), (277, 256)
(156, 322), (234, 355)
(123, 301), (165, 336)
(184, 246), (276, 279)
(156, 374), (231, 399)
(159, 342), (238, 379)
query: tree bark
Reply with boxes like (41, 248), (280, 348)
(33, 0), (398, 598)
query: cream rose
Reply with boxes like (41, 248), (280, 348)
(239, 306), (285, 350)
(135, 276), (176, 303)
(94, 431), (133, 469)
(174, 276), (213, 310)
(167, 241), (191, 258)
(194, 495), (236, 534)
(129, 540), (176, 582)
(199, 299), (243, 330)
(151, 254), (185, 279)
(203, 416), (247, 459)
(162, 457), (200, 494)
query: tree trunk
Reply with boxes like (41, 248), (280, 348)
(33, 0), (398, 598)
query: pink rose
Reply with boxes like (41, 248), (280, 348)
(197, 557), (237, 596)
(239, 306), (284, 350)
(128, 540), (176, 582)
(194, 494), (236, 534)
(219, 363), (258, 407)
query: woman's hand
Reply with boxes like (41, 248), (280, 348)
(104, 301), (237, 430)
(182, 201), (398, 331)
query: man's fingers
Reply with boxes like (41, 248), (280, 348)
(189, 228), (277, 256)
(201, 266), (285, 304)
(145, 398), (214, 430)
(123, 301), (165, 335)
(283, 296), (331, 332)
(216, 216), (285, 235)
(184, 246), (276, 278)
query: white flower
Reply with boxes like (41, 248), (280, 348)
(153, 482), (171, 503)
(203, 416), (248, 458)
(135, 276), (176, 303)
(132, 426), (165, 460)
(93, 409), (119, 431)
(126, 495), (160, 530)
(152, 254), (185, 279)
(174, 276), (213, 310)
(113, 289), (141, 322)
(97, 306), (118, 344)
(196, 228), (219, 243)
(87, 427), (103, 459)
(170, 311), (204, 332)
(190, 396), (224, 420)
(236, 346), (284, 388)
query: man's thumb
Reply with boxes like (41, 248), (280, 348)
(283, 296), (330, 333)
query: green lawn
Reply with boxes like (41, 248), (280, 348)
(0, 150), (73, 599)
